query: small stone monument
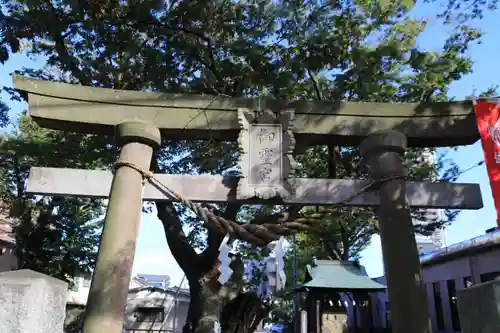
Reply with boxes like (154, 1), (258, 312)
(0, 269), (68, 333)
(457, 278), (500, 333)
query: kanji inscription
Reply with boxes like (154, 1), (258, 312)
(237, 108), (296, 199)
(250, 124), (282, 185)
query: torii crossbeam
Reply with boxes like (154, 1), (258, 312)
(27, 167), (482, 208)
(13, 76), (483, 333)
(14, 75), (478, 147)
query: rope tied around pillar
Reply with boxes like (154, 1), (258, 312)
(111, 161), (406, 245)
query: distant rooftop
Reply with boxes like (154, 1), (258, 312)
(295, 260), (386, 292)
(129, 285), (190, 297)
(420, 228), (500, 267)
(137, 274), (171, 279)
(136, 274), (171, 288)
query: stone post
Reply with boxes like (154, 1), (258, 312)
(82, 121), (161, 333)
(0, 269), (68, 333)
(457, 279), (500, 333)
(359, 130), (431, 333)
(300, 310), (308, 333)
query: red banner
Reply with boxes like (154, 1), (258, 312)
(474, 100), (500, 227)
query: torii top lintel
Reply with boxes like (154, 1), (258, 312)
(12, 75), (480, 147)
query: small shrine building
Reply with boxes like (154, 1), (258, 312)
(295, 260), (386, 333)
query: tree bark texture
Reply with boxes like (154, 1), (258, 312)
(156, 201), (269, 333)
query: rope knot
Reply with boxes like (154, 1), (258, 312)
(112, 161), (153, 183)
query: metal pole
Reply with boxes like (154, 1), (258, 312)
(82, 121), (161, 333)
(172, 275), (186, 333)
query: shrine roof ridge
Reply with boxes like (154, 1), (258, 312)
(13, 75), (480, 147)
(295, 260), (386, 292)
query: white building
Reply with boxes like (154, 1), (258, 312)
(65, 274), (189, 333)
(124, 286), (189, 332)
(413, 149), (447, 255)
(136, 274), (171, 289)
(66, 274), (150, 306)
(414, 210), (447, 255)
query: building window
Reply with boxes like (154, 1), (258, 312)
(135, 307), (164, 322)
(447, 280), (460, 331)
(433, 282), (445, 330)
(480, 271), (500, 283)
(463, 276), (473, 288)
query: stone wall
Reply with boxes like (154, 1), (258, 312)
(0, 269), (68, 333)
(457, 278), (500, 333)
(322, 310), (348, 333)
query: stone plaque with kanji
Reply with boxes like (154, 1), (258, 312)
(237, 108), (296, 199)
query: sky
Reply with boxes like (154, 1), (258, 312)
(0, 3), (498, 286)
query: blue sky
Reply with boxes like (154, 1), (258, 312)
(360, 4), (499, 276)
(0, 3), (498, 285)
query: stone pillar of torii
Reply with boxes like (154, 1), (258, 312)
(13, 75), (483, 333)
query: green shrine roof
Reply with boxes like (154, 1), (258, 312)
(295, 260), (386, 292)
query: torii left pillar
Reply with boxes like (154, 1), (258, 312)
(82, 121), (161, 333)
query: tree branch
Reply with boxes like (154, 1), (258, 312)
(184, 278), (202, 333)
(323, 240), (342, 260)
(43, 0), (92, 86)
(248, 204), (303, 225)
(327, 143), (336, 178)
(338, 221), (350, 260)
(308, 68), (323, 100)
(200, 203), (242, 272)
(349, 220), (372, 243)
(156, 202), (200, 278)
(151, 152), (200, 278)
(134, 19), (223, 88)
(326, 142), (350, 260)
(328, 143), (355, 177)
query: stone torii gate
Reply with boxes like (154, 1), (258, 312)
(13, 76), (482, 333)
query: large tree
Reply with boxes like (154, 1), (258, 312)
(0, 114), (116, 281)
(0, 1), (482, 333)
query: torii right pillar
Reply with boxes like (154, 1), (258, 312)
(359, 130), (431, 333)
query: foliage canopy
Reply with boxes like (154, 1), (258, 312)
(0, 0), (488, 332)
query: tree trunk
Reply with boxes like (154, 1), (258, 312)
(181, 258), (268, 333)
(185, 278), (268, 333)
(221, 292), (269, 333)
(189, 279), (225, 333)
(156, 201), (269, 333)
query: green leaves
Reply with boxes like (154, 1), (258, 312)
(429, 0), (498, 23)
(0, 99), (8, 127)
(0, 0), (483, 296)
(0, 116), (114, 281)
